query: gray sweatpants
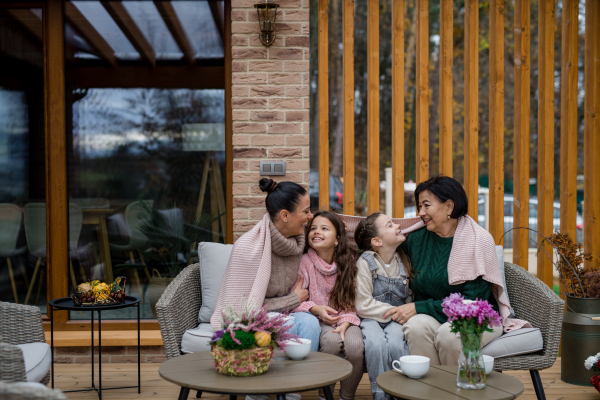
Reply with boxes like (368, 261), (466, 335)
(360, 318), (409, 400)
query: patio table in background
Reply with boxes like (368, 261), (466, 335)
(159, 351), (352, 400)
(376, 365), (524, 400)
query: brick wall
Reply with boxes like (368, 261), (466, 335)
(231, 0), (311, 240)
(53, 346), (166, 364)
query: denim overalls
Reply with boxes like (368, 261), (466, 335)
(359, 252), (411, 400)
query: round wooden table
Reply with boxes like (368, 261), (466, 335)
(376, 365), (524, 400)
(159, 350), (352, 400)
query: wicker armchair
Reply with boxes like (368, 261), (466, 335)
(495, 262), (564, 400)
(0, 381), (66, 400)
(0, 302), (50, 385)
(156, 263), (202, 359)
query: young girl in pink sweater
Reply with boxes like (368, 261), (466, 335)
(293, 211), (364, 400)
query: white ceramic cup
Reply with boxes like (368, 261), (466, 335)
(284, 338), (311, 360)
(392, 355), (430, 379)
(483, 355), (494, 375)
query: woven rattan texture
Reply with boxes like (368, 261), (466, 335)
(493, 262), (564, 371)
(0, 381), (66, 400)
(0, 302), (50, 384)
(156, 263), (202, 359)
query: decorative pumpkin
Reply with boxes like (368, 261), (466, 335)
(254, 331), (272, 347)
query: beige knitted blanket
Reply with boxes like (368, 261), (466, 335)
(210, 213), (273, 330)
(339, 214), (531, 333)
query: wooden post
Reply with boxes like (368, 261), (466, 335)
(415, 0), (429, 184)
(513, 0), (530, 270)
(489, 0), (505, 243)
(584, 0), (600, 270)
(318, 0), (329, 210)
(464, 0), (478, 221)
(391, 0), (404, 217)
(367, 0), (379, 212)
(343, 0), (355, 215)
(225, 0), (233, 244)
(560, 0), (578, 279)
(537, 0), (555, 288)
(45, 0), (68, 322)
(439, 0), (453, 178)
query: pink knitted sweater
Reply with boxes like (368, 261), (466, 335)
(292, 249), (360, 327)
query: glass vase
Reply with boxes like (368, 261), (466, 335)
(457, 331), (486, 389)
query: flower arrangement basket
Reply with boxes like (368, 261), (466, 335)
(71, 277), (127, 306)
(211, 345), (274, 377)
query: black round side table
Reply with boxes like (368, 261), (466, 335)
(48, 296), (141, 399)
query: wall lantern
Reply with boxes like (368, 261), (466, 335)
(254, 1), (279, 47)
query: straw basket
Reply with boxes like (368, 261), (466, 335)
(211, 345), (274, 377)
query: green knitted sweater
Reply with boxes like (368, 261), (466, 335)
(400, 227), (498, 323)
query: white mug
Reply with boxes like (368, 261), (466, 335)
(392, 355), (430, 379)
(483, 355), (494, 375)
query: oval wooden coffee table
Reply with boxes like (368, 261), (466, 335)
(159, 350), (352, 400)
(376, 365), (524, 400)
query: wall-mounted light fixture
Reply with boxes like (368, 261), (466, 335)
(254, 1), (279, 47)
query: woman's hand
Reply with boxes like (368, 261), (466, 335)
(309, 305), (340, 325)
(383, 303), (417, 325)
(333, 321), (350, 341)
(293, 276), (309, 302)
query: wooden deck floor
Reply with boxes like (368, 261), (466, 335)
(53, 357), (598, 400)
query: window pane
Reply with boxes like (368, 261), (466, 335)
(0, 8), (47, 313)
(65, 1), (225, 320)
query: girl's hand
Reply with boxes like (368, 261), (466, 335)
(309, 305), (340, 325)
(293, 276), (309, 302)
(333, 321), (351, 341)
(383, 303), (416, 325)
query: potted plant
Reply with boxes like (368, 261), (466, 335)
(210, 300), (298, 377)
(114, 201), (217, 316)
(442, 293), (502, 389)
(533, 231), (600, 386)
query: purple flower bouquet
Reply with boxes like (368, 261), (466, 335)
(442, 293), (502, 389)
(210, 300), (299, 377)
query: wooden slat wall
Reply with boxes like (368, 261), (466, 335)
(367, 0), (379, 212)
(489, 0), (504, 244)
(584, 0), (600, 270)
(537, 0), (555, 288)
(439, 0), (453, 178)
(415, 0), (429, 184)
(318, 0), (329, 209)
(464, 0), (478, 221)
(560, 0), (578, 251)
(513, 0), (530, 270)
(45, 0), (68, 323)
(342, 0), (354, 215)
(225, 0), (233, 244)
(391, 0), (404, 217)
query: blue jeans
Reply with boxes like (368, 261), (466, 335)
(286, 312), (320, 351)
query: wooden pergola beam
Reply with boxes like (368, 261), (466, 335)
(65, 2), (117, 67)
(391, 0), (404, 217)
(6, 9), (43, 42)
(102, 1), (156, 68)
(342, 0), (355, 215)
(367, 0), (380, 211)
(208, 1), (225, 48)
(439, 0), (453, 178)
(415, 0), (429, 184)
(154, 1), (195, 65)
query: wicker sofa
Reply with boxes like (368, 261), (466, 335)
(157, 260), (563, 400)
(0, 302), (51, 385)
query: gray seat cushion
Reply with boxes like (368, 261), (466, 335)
(198, 242), (233, 323)
(181, 323), (215, 354)
(16, 343), (51, 383)
(482, 327), (543, 358)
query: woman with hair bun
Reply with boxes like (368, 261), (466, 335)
(211, 178), (321, 352)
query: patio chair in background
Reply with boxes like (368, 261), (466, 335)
(0, 302), (51, 386)
(109, 200), (153, 303)
(23, 203), (85, 305)
(0, 381), (66, 400)
(0, 204), (28, 303)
